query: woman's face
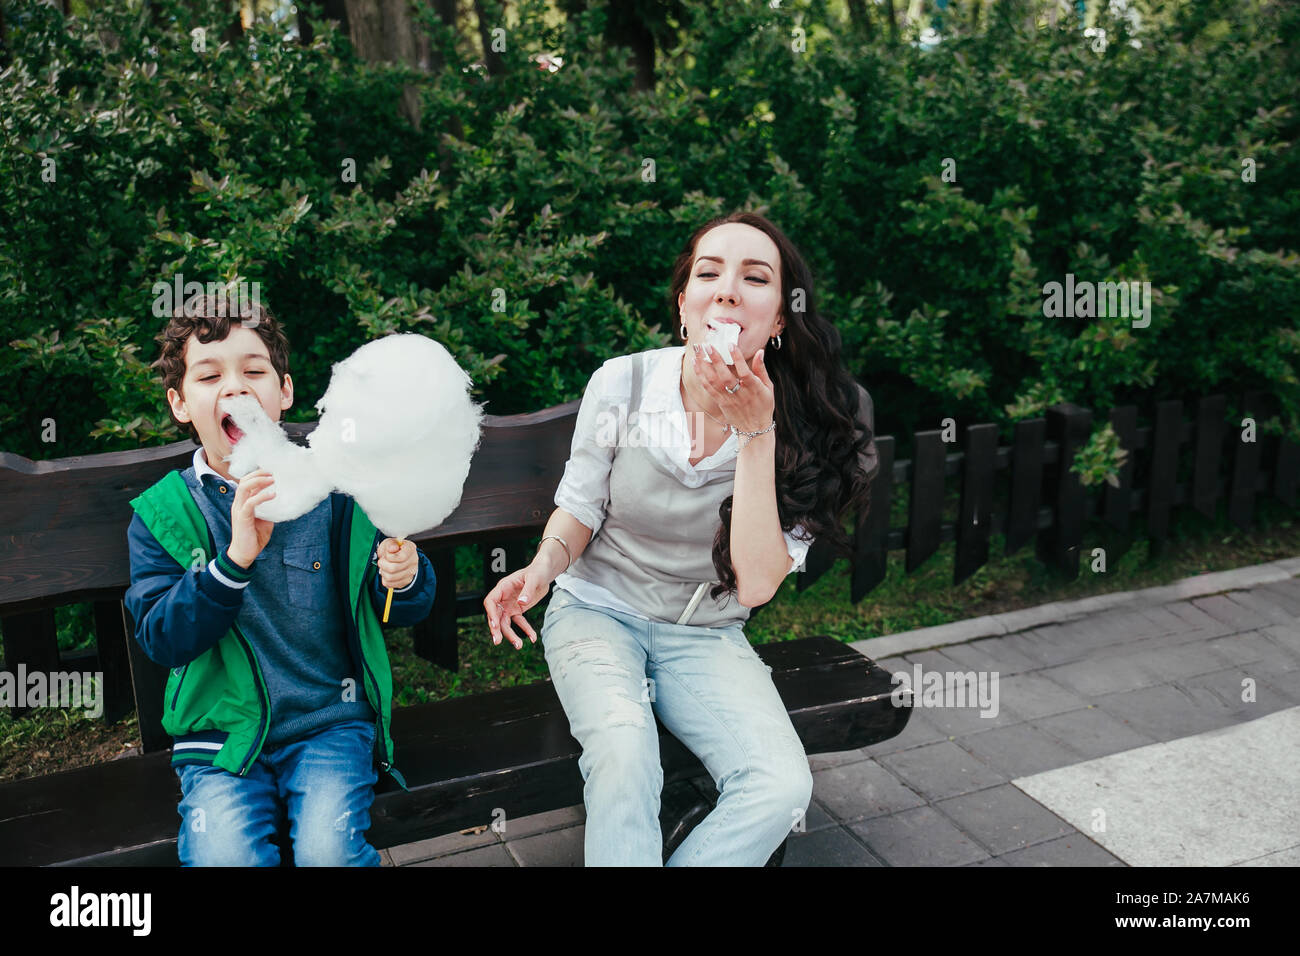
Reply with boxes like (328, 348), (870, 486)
(677, 222), (784, 363)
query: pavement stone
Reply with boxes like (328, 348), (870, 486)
(1030, 707), (1157, 759)
(941, 635), (1044, 676)
(1122, 639), (1240, 682)
(411, 843), (516, 867)
(1207, 630), (1300, 674)
(388, 825), (500, 865)
(505, 825), (585, 867)
(1255, 581), (1300, 617)
(808, 747), (873, 772)
(963, 856), (1010, 866)
(850, 806), (991, 866)
(1263, 664), (1300, 699)
(1161, 601), (1239, 639)
(812, 758), (927, 822)
(1223, 590), (1300, 628)
(784, 826), (885, 867)
(499, 805), (585, 840)
(864, 706), (949, 754)
(1055, 611), (1161, 649)
(996, 672), (1091, 719)
(955, 721), (1087, 778)
(1133, 604), (1199, 637)
(1034, 655), (1166, 698)
(801, 797), (839, 832)
(1177, 665), (1300, 716)
(999, 629), (1087, 669)
(877, 740), (1007, 801)
(934, 783), (1075, 855)
(998, 834), (1127, 866)
(1189, 594), (1272, 634)
(907, 698), (1024, 737)
(1261, 622), (1300, 659)
(1090, 683), (1240, 742)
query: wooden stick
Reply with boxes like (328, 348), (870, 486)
(382, 537), (405, 623)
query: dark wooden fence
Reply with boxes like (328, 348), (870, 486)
(2, 387), (1297, 757)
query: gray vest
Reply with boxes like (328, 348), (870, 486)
(565, 353), (746, 629)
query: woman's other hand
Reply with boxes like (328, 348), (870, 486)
(483, 564), (545, 649)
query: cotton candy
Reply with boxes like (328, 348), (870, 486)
(223, 394), (333, 522)
(702, 321), (740, 365)
(221, 333), (484, 538)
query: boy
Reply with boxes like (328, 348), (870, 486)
(124, 295), (436, 866)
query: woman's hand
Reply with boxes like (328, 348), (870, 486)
(483, 563), (547, 650)
(692, 344), (776, 433)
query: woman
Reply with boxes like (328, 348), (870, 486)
(483, 211), (876, 866)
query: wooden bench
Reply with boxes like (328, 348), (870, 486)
(1, 390), (904, 866)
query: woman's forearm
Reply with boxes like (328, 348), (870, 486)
(532, 508), (595, 586)
(728, 430), (789, 606)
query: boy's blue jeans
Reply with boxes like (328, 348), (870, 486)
(175, 719), (381, 867)
(541, 587), (814, 866)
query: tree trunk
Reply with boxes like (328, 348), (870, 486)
(845, 0), (874, 40)
(472, 0), (507, 76)
(883, 0), (900, 43)
(298, 0), (352, 44)
(344, 0), (427, 129)
(609, 13), (655, 91)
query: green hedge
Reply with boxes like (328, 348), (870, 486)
(3, 0), (1297, 485)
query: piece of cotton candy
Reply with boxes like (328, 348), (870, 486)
(308, 333), (484, 540)
(223, 394), (334, 522)
(220, 333), (484, 536)
(701, 321), (740, 365)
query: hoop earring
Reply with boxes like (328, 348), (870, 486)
(770, 333), (782, 350)
(681, 323), (688, 340)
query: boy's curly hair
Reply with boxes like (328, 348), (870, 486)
(152, 293), (291, 444)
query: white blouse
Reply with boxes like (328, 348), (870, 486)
(552, 346), (813, 619)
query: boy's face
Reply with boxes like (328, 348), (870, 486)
(167, 326), (293, 482)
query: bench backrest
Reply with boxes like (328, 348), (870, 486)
(0, 401), (581, 613)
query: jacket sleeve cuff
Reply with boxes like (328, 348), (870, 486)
(198, 551), (253, 606)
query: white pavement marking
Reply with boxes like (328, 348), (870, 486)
(1012, 706), (1300, 866)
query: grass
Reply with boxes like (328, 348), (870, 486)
(3, 493), (1298, 783)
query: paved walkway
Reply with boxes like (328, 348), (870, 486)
(380, 558), (1300, 867)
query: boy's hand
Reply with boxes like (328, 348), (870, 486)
(376, 538), (418, 590)
(227, 469), (277, 569)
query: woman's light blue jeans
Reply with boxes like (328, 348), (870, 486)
(175, 719), (381, 867)
(541, 587), (813, 866)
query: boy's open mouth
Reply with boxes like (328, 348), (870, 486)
(221, 413), (245, 446)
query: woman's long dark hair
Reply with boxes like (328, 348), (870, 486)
(667, 212), (875, 601)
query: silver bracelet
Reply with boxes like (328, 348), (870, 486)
(541, 534), (572, 573)
(733, 420), (776, 451)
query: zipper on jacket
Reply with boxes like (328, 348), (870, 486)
(198, 525), (268, 775)
(231, 622), (270, 776)
(352, 557), (389, 769)
(169, 664), (189, 711)
(351, 541), (406, 789)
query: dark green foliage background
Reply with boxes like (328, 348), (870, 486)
(2, 0), (1297, 478)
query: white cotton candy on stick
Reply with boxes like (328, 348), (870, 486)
(219, 333), (484, 620)
(222, 394), (334, 522)
(308, 333), (484, 541)
(702, 321), (740, 365)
